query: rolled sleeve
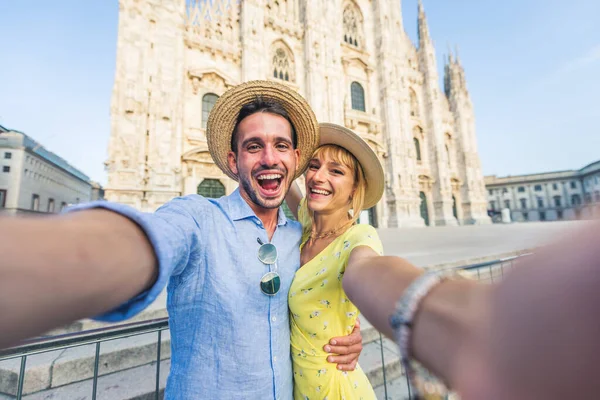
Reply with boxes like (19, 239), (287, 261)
(64, 197), (202, 322)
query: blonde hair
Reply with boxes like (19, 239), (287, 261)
(304, 144), (367, 239)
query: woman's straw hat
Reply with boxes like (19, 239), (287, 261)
(318, 123), (385, 209)
(206, 80), (319, 181)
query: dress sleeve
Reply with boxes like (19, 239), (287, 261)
(344, 224), (384, 257)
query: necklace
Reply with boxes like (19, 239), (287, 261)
(308, 220), (353, 243)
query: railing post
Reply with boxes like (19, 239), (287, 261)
(92, 341), (101, 400)
(378, 333), (388, 400)
(16, 355), (27, 400)
(156, 330), (162, 400)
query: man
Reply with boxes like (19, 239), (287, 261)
(0, 81), (363, 399)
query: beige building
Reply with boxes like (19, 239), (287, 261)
(485, 160), (600, 222)
(0, 125), (97, 215)
(104, 0), (490, 227)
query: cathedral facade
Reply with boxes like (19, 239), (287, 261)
(104, 0), (491, 227)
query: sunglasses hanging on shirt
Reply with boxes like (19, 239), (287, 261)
(257, 238), (281, 296)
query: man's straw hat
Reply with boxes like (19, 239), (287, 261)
(318, 123), (385, 209)
(207, 80), (319, 181)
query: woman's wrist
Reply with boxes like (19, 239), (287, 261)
(411, 278), (492, 387)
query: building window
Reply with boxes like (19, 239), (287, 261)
(570, 181), (577, 189)
(488, 189), (493, 196)
(2, 166), (9, 173)
(540, 211), (546, 221)
(537, 198), (544, 208)
(202, 93), (219, 130)
(534, 185), (542, 191)
(557, 210), (563, 220)
(504, 200), (510, 209)
(350, 82), (366, 112)
(552, 183), (558, 190)
(518, 186), (525, 193)
(31, 194), (40, 211)
(571, 194), (581, 205)
(4, 152), (11, 159)
(489, 201), (496, 211)
(502, 188), (508, 194)
(197, 179), (226, 198)
(272, 42), (295, 83)
(522, 212), (529, 221)
(0, 189), (5, 208)
(342, 3), (363, 48)
(47, 198), (55, 213)
(61, 202), (67, 211)
(520, 198), (527, 209)
(409, 89), (419, 117)
(414, 137), (421, 161)
(553, 196), (562, 207)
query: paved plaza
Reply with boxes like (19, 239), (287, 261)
(377, 220), (587, 267)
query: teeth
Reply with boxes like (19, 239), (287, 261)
(311, 189), (331, 195)
(257, 174), (282, 180)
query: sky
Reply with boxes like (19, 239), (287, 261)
(0, 1), (598, 186)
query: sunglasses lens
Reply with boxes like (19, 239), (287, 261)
(260, 272), (281, 296)
(258, 243), (278, 264)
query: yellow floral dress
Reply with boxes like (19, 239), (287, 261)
(289, 201), (384, 400)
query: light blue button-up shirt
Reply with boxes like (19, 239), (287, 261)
(68, 188), (301, 399)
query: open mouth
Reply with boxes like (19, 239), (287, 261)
(256, 173), (284, 196)
(309, 187), (332, 198)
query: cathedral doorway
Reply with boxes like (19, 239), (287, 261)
(452, 195), (458, 220)
(197, 179), (226, 198)
(419, 191), (430, 226)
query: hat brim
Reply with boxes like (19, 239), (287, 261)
(318, 123), (385, 210)
(207, 80), (320, 181)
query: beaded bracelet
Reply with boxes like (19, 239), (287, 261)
(389, 271), (459, 399)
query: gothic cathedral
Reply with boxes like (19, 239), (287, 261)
(104, 0), (491, 227)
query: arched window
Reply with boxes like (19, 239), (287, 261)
(343, 3), (363, 48)
(197, 179), (225, 198)
(202, 93), (219, 129)
(414, 137), (421, 161)
(351, 82), (366, 111)
(272, 42), (295, 82)
(409, 89), (419, 117)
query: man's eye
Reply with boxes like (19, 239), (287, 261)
(276, 143), (290, 150)
(247, 144), (260, 151)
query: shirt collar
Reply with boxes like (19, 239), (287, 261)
(227, 187), (288, 227)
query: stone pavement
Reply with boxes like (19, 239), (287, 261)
(378, 220), (586, 267)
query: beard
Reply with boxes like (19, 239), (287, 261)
(238, 167), (291, 210)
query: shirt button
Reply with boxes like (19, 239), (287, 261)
(272, 316), (277, 322)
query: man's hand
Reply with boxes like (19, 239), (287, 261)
(324, 319), (363, 371)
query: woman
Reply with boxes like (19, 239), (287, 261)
(285, 123), (385, 400)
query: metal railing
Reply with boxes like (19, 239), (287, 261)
(0, 254), (531, 400)
(0, 318), (169, 400)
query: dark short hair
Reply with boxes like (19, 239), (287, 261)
(230, 96), (298, 153)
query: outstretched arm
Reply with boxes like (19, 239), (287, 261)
(284, 180), (303, 220)
(0, 210), (157, 349)
(0, 197), (202, 350)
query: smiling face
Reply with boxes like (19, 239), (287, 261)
(305, 144), (365, 217)
(228, 112), (300, 210)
